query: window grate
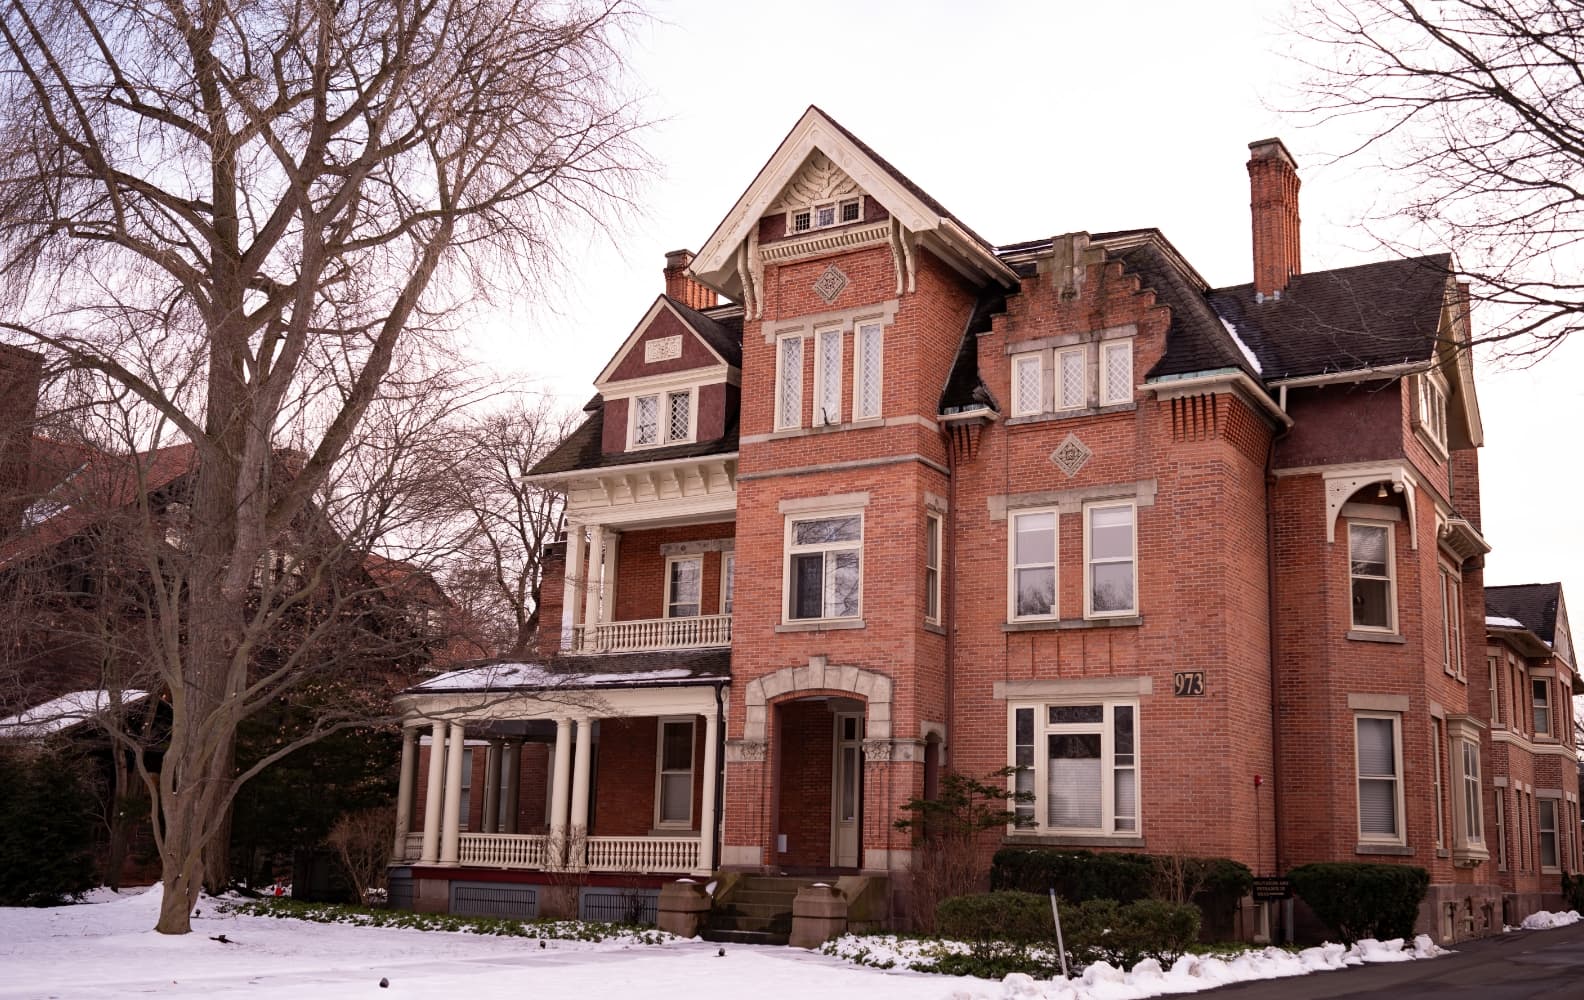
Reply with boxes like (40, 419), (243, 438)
(579, 887), (659, 925)
(451, 884), (538, 919)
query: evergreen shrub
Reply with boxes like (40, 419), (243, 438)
(1286, 862), (1429, 944)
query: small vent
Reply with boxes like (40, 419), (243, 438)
(579, 886), (659, 925)
(450, 883), (538, 919)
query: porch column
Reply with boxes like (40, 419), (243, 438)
(420, 720), (445, 864)
(393, 725), (418, 858)
(598, 528), (620, 629)
(482, 739), (502, 833)
(501, 740), (521, 834)
(549, 718), (574, 867)
(697, 710), (720, 874)
(570, 718), (594, 867)
(583, 523), (606, 630)
(560, 521), (584, 651)
(440, 722), (465, 864)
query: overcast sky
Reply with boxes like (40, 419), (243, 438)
(464, 0), (1584, 614)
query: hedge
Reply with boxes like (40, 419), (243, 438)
(1287, 862), (1429, 945)
(0, 748), (99, 906)
(935, 890), (1201, 970)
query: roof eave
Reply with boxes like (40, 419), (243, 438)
(1147, 369), (1293, 428)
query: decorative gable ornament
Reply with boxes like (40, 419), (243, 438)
(813, 264), (849, 305)
(1051, 433), (1092, 478)
(768, 151), (861, 212)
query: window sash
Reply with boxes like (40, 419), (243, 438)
(721, 552), (735, 615)
(667, 389), (692, 442)
(1533, 678), (1552, 735)
(1100, 339), (1133, 406)
(665, 555), (702, 619)
(925, 512), (942, 624)
(1349, 522), (1395, 631)
(1085, 501), (1136, 618)
(1009, 510), (1057, 619)
(633, 394), (659, 446)
(854, 322), (883, 420)
(786, 514), (862, 621)
(656, 719), (695, 827)
(814, 327), (842, 426)
(1431, 719), (1445, 848)
(776, 335), (804, 430)
(1057, 347), (1086, 410)
(1460, 739), (1482, 843)
(1010, 700), (1138, 835)
(1356, 714), (1403, 841)
(1539, 799), (1559, 869)
(1012, 353), (1043, 417)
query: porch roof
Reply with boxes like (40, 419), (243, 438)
(408, 649), (730, 696)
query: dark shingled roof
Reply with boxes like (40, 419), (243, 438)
(666, 296), (743, 367)
(1207, 254), (1452, 381)
(527, 397), (738, 478)
(1486, 583), (1562, 645)
(1114, 241), (1260, 381)
(938, 289), (1008, 413)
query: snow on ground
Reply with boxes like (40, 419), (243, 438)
(0, 886), (1453, 1000)
(1518, 909), (1581, 930)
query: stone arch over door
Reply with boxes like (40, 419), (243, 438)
(741, 656), (893, 743)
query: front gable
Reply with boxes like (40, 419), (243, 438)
(595, 297), (734, 388)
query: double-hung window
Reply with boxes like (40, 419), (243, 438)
(1009, 510), (1058, 620)
(1533, 678), (1552, 736)
(1459, 738), (1483, 846)
(1010, 701), (1138, 835)
(924, 512), (942, 625)
(665, 555), (702, 619)
(720, 552), (735, 615)
(1085, 501), (1137, 617)
(631, 389), (693, 448)
(1488, 656), (1502, 727)
(1355, 713), (1404, 844)
(1539, 799), (1559, 870)
(1416, 370), (1449, 452)
(1431, 719), (1446, 849)
(776, 335), (804, 430)
(1349, 522), (1395, 631)
(1441, 570), (1464, 678)
(656, 719), (695, 828)
(786, 513), (862, 621)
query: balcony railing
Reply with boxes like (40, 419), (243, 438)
(574, 613), (731, 653)
(395, 832), (700, 874)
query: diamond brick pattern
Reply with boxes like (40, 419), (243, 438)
(1051, 433), (1092, 478)
(813, 264), (848, 305)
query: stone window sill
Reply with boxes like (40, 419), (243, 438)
(1004, 833), (1147, 850)
(1355, 842), (1414, 856)
(1004, 616), (1143, 633)
(1347, 630), (1406, 644)
(775, 619), (865, 633)
(924, 621), (947, 636)
(1006, 402), (1136, 427)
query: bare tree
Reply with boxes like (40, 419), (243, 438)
(437, 397), (576, 657)
(0, 0), (646, 933)
(1291, 0), (1584, 358)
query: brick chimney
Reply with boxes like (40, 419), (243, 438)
(1248, 138), (1301, 299)
(663, 249), (718, 311)
(0, 344), (42, 537)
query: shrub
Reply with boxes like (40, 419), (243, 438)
(1287, 862), (1429, 944)
(1562, 871), (1584, 914)
(895, 768), (1031, 931)
(990, 848), (1251, 936)
(0, 748), (99, 906)
(936, 890), (1053, 944)
(325, 806), (393, 906)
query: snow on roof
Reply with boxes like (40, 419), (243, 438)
(1486, 615), (1526, 629)
(414, 662), (702, 693)
(0, 689), (150, 739)
(1219, 315), (1264, 376)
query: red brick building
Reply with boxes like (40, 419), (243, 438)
(389, 109), (1578, 940)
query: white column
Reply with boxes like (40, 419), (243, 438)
(420, 721), (445, 863)
(560, 522), (584, 651)
(440, 722), (465, 864)
(548, 718), (574, 867)
(599, 529), (620, 628)
(570, 718), (594, 869)
(393, 726), (418, 857)
(583, 524), (606, 630)
(482, 740), (502, 833)
(698, 711), (720, 874)
(501, 740), (521, 835)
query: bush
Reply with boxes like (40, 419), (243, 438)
(936, 890), (1053, 944)
(990, 848), (1252, 936)
(1287, 862), (1429, 944)
(0, 748), (99, 906)
(934, 891), (1202, 970)
(1562, 871), (1584, 914)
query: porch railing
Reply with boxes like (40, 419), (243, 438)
(457, 832), (549, 869)
(574, 613), (731, 653)
(401, 832), (423, 861)
(583, 835), (700, 874)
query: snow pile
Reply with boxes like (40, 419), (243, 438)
(1485, 616), (1525, 629)
(830, 934), (1446, 1000)
(1520, 909), (1581, 930)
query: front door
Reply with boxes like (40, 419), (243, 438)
(831, 712), (863, 868)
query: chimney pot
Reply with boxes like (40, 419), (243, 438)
(663, 249), (718, 311)
(1248, 138), (1302, 298)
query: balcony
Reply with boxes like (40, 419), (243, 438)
(572, 613), (732, 653)
(397, 832), (701, 875)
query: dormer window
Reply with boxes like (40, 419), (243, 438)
(629, 388), (694, 448)
(788, 197), (862, 235)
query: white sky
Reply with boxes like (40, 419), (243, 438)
(461, 0), (1584, 614)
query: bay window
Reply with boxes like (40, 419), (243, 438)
(1010, 700), (1138, 836)
(786, 513), (862, 621)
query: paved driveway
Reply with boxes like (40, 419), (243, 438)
(1211, 922), (1584, 999)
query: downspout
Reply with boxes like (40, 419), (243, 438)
(714, 681), (726, 873)
(1264, 424), (1290, 878)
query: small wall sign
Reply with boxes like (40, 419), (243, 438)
(1172, 671), (1206, 697)
(1252, 877), (1292, 901)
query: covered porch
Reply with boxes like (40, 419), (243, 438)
(391, 653), (727, 880)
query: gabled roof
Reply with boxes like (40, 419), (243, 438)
(408, 648), (730, 695)
(1208, 255), (1452, 382)
(526, 396), (739, 479)
(594, 295), (743, 387)
(1486, 583), (1562, 646)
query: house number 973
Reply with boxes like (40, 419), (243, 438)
(1173, 671), (1206, 697)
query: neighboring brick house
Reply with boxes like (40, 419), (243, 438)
(389, 108), (1573, 940)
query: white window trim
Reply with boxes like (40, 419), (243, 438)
(1455, 737), (1483, 848)
(1495, 790), (1507, 871)
(627, 387), (698, 450)
(853, 321), (884, 421)
(783, 510), (864, 624)
(1007, 699), (1140, 837)
(654, 717), (695, 830)
(1355, 711), (1406, 846)
(925, 511), (943, 626)
(720, 551), (735, 616)
(1440, 569), (1465, 680)
(775, 333), (805, 431)
(1008, 507), (1059, 622)
(813, 326), (843, 427)
(1431, 719), (1446, 849)
(1056, 346), (1086, 411)
(786, 195), (863, 235)
(663, 554), (703, 620)
(1488, 655), (1502, 728)
(1348, 519), (1398, 633)
(1415, 370), (1450, 457)
(1011, 352), (1044, 418)
(1539, 798), (1560, 872)
(1532, 677), (1552, 736)
(1083, 499), (1138, 619)
(1099, 338), (1134, 407)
